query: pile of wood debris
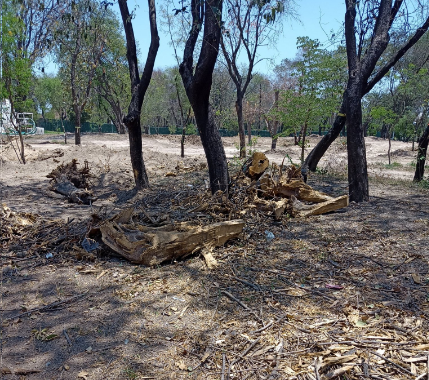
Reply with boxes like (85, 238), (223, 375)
(97, 152), (349, 267)
(47, 159), (95, 204)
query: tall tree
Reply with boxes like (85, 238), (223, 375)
(118, 0), (159, 189)
(95, 18), (130, 135)
(16, 0), (65, 64)
(302, 0), (429, 202)
(55, 0), (113, 145)
(180, 0), (229, 193)
(1, 2), (34, 164)
(220, 0), (292, 158)
(276, 38), (346, 161)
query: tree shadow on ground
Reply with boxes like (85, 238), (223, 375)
(2, 178), (429, 379)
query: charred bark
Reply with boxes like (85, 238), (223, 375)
(302, 93), (347, 181)
(236, 95), (246, 158)
(414, 124), (429, 182)
(179, 0), (228, 193)
(119, 0), (159, 189)
(346, 77), (368, 202)
(73, 105), (82, 145)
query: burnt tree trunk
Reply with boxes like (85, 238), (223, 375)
(180, 0), (229, 194)
(119, 0), (159, 189)
(346, 77), (368, 202)
(236, 94), (246, 158)
(302, 93), (347, 181)
(74, 105), (82, 145)
(414, 124), (429, 182)
(247, 121), (252, 145)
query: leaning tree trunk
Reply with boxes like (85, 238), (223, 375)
(236, 93), (246, 158)
(414, 124), (429, 182)
(346, 79), (369, 202)
(18, 128), (26, 164)
(301, 93), (347, 181)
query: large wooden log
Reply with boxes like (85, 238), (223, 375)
(260, 176), (333, 203)
(274, 179), (333, 203)
(290, 195), (349, 217)
(100, 217), (245, 265)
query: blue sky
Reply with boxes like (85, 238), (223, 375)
(45, 0), (346, 74)
(119, 0), (346, 73)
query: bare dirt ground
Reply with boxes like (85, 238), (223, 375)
(1, 133), (429, 380)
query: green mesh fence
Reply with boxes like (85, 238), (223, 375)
(37, 118), (279, 137)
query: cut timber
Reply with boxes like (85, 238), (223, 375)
(242, 152), (269, 180)
(201, 247), (218, 269)
(100, 218), (244, 265)
(273, 199), (288, 220)
(274, 179), (333, 203)
(290, 195), (349, 217)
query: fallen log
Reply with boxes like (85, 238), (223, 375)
(100, 217), (245, 266)
(47, 159), (95, 204)
(290, 195), (349, 217)
(49, 174), (94, 204)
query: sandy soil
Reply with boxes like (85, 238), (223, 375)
(1, 133), (428, 380)
(0, 133), (418, 219)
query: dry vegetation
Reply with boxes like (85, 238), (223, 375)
(1, 133), (429, 380)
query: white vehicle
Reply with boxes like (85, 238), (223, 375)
(0, 99), (41, 135)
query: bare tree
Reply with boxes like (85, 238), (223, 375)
(180, 0), (229, 193)
(220, 0), (292, 158)
(118, 0), (160, 189)
(17, 0), (65, 63)
(55, 0), (111, 145)
(264, 89), (280, 150)
(96, 76), (127, 134)
(302, 0), (429, 202)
